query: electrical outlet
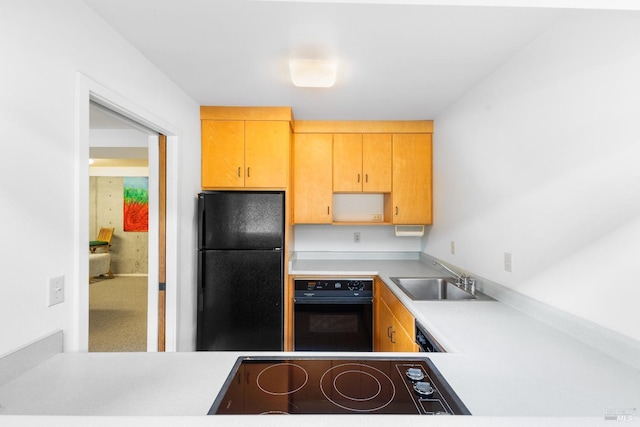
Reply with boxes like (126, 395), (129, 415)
(48, 275), (65, 306)
(504, 253), (512, 273)
(450, 240), (456, 255)
(354, 232), (361, 243)
(371, 214), (383, 221)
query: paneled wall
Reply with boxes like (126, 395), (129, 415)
(89, 177), (148, 275)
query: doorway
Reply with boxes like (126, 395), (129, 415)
(75, 73), (177, 352)
(88, 103), (153, 351)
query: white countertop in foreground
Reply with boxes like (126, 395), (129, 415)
(0, 258), (638, 426)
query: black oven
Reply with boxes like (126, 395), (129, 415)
(294, 278), (373, 352)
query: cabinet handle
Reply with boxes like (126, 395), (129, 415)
(327, 206), (330, 215)
(387, 326), (393, 338)
(390, 330), (396, 344)
(357, 173), (360, 183)
(247, 167), (250, 178)
(237, 167), (241, 177)
(365, 173), (368, 183)
(395, 206), (399, 215)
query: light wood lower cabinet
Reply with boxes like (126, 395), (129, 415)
(374, 278), (418, 352)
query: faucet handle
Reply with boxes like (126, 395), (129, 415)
(467, 278), (476, 294)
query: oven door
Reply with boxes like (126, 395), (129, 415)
(294, 299), (373, 352)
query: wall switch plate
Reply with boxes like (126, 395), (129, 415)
(48, 275), (65, 306)
(354, 232), (361, 243)
(504, 253), (513, 272)
(450, 240), (456, 254)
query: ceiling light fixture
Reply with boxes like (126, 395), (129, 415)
(289, 59), (337, 88)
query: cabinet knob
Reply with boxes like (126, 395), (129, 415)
(395, 206), (399, 215)
(247, 167), (251, 178)
(365, 173), (368, 183)
(357, 173), (360, 183)
(237, 167), (241, 177)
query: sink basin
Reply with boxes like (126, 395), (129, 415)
(389, 277), (482, 301)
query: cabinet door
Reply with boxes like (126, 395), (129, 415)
(392, 318), (418, 352)
(375, 298), (396, 352)
(293, 133), (333, 223)
(201, 120), (245, 188)
(362, 134), (392, 192)
(245, 121), (289, 188)
(333, 134), (363, 192)
(392, 133), (432, 224)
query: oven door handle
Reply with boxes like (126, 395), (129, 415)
(294, 297), (373, 305)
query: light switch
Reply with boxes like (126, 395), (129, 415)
(48, 276), (65, 306)
(504, 253), (512, 273)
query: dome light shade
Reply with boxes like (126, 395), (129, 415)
(289, 59), (337, 88)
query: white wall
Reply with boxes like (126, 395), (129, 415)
(427, 10), (640, 342)
(0, 0), (200, 354)
(295, 225), (421, 253)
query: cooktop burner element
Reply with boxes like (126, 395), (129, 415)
(257, 363), (308, 395)
(209, 357), (471, 415)
(320, 363), (396, 412)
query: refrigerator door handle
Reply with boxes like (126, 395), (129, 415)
(197, 250), (204, 312)
(197, 195), (205, 249)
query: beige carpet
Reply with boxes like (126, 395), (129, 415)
(89, 275), (148, 352)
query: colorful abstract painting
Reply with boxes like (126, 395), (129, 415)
(123, 177), (149, 232)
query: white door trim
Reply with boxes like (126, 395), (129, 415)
(74, 72), (179, 352)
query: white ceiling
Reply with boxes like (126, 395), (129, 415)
(81, 0), (637, 120)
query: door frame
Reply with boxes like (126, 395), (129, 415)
(74, 72), (179, 352)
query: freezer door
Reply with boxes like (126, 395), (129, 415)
(198, 191), (284, 250)
(197, 250), (283, 351)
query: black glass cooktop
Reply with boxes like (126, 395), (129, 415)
(209, 356), (471, 415)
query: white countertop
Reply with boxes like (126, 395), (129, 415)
(0, 258), (638, 426)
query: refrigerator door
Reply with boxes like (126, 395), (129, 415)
(197, 249), (283, 351)
(198, 191), (284, 250)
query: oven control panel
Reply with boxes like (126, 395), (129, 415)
(294, 278), (373, 298)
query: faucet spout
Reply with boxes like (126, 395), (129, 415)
(433, 261), (463, 281)
(432, 261), (476, 294)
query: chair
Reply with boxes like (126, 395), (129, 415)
(90, 227), (114, 253)
(89, 227), (114, 280)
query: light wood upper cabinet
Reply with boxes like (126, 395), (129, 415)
(333, 134), (392, 193)
(201, 120), (289, 189)
(201, 120), (245, 188)
(363, 134), (392, 192)
(392, 133), (432, 224)
(201, 107), (292, 190)
(244, 121), (289, 188)
(333, 134), (362, 192)
(293, 133), (333, 223)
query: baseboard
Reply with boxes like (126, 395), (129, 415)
(0, 330), (63, 387)
(113, 274), (149, 277)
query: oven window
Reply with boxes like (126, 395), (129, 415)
(310, 314), (359, 333)
(294, 303), (372, 352)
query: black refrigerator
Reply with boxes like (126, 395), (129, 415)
(197, 191), (284, 351)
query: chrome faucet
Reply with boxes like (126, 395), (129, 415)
(433, 261), (475, 294)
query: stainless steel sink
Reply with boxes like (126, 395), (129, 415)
(389, 277), (491, 301)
